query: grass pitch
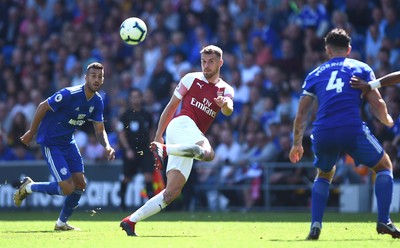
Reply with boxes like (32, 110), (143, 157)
(0, 211), (398, 248)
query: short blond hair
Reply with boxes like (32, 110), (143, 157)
(200, 45), (223, 59)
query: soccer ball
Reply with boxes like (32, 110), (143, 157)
(119, 17), (147, 45)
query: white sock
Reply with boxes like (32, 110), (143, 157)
(166, 144), (206, 160)
(129, 189), (168, 223)
(56, 218), (66, 226)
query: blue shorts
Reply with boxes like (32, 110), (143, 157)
(311, 124), (384, 172)
(40, 143), (84, 182)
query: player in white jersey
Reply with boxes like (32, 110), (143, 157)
(120, 45), (234, 236)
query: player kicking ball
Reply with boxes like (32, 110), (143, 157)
(120, 45), (234, 236)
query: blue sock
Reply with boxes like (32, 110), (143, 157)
(31, 182), (63, 195)
(375, 170), (393, 224)
(311, 178), (330, 228)
(59, 189), (84, 223)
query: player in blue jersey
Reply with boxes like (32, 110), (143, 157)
(289, 28), (400, 240)
(14, 62), (116, 231)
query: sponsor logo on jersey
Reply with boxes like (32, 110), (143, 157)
(197, 82), (204, 89)
(68, 119), (86, 126)
(190, 98), (216, 117)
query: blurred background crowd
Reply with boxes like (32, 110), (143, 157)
(1, 0), (400, 210)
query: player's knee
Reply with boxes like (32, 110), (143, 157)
(316, 166), (336, 182)
(372, 153), (393, 173)
(163, 189), (181, 204)
(60, 184), (75, 195)
(74, 180), (86, 190)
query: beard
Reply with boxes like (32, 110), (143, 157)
(203, 69), (217, 80)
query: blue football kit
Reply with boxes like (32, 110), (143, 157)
(302, 57), (384, 172)
(37, 84), (104, 181)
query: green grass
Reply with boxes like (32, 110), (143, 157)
(0, 211), (399, 248)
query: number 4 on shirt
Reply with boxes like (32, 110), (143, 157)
(326, 70), (344, 93)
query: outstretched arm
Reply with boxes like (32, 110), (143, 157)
(351, 71), (400, 94)
(93, 121), (115, 160)
(20, 100), (51, 146)
(289, 95), (314, 163)
(365, 89), (394, 128)
(214, 96), (234, 116)
(153, 95), (181, 143)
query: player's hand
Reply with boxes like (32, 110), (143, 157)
(154, 136), (164, 144)
(214, 96), (227, 108)
(289, 145), (304, 163)
(350, 76), (371, 97)
(105, 146), (116, 161)
(20, 130), (34, 146)
(383, 114), (394, 128)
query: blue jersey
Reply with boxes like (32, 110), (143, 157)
(37, 84), (104, 146)
(302, 57), (375, 132)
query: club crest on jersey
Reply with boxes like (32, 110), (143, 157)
(217, 87), (224, 97)
(60, 167), (68, 175)
(89, 106), (94, 113)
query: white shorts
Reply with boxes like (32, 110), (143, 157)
(166, 115), (207, 180)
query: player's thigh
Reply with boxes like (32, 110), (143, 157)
(311, 133), (340, 173)
(166, 116), (207, 145)
(347, 131), (384, 168)
(166, 155), (193, 181)
(41, 145), (71, 182)
(65, 143), (84, 174)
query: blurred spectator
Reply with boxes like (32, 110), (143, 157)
(295, 0), (330, 38)
(239, 51), (262, 86)
(250, 35), (273, 66)
(345, 0), (372, 34)
(6, 91), (36, 125)
(1, 6), (20, 52)
(0, 136), (15, 161)
(130, 60), (151, 92)
(7, 112), (29, 147)
(365, 24), (384, 70)
(165, 51), (192, 82)
(382, 6), (400, 50)
(214, 128), (242, 208)
(230, 68), (250, 105)
(83, 132), (106, 161)
(148, 59), (174, 104)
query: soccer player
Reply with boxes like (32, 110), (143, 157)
(350, 71), (400, 94)
(120, 45), (234, 236)
(15, 62), (116, 231)
(116, 88), (155, 210)
(289, 28), (400, 240)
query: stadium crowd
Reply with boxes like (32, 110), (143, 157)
(1, 0), (400, 210)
